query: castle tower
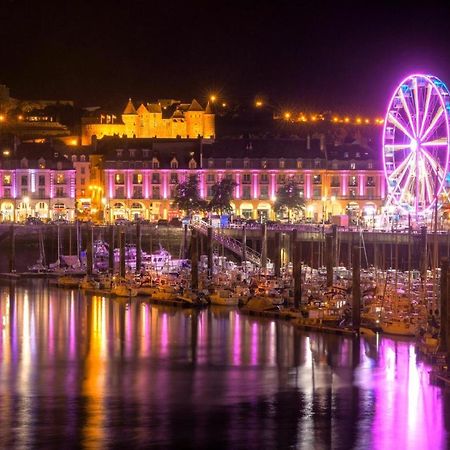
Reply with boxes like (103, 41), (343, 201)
(171, 108), (186, 138)
(136, 103), (150, 137)
(203, 101), (215, 139)
(146, 103), (163, 137)
(185, 99), (204, 138)
(122, 98), (137, 138)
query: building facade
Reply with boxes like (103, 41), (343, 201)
(99, 137), (386, 224)
(0, 145), (76, 221)
(81, 99), (215, 145)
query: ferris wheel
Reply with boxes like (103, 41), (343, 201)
(382, 74), (450, 216)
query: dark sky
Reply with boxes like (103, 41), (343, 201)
(1, 0), (450, 114)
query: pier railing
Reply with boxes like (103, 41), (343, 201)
(191, 219), (268, 267)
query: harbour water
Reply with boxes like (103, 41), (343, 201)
(0, 280), (449, 449)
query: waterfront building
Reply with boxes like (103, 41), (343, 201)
(81, 98), (215, 145)
(99, 136), (385, 223)
(0, 144), (76, 221)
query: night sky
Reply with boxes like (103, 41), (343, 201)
(1, 1), (450, 114)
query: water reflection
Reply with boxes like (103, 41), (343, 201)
(0, 280), (448, 449)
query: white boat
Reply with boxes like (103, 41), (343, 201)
(381, 317), (418, 336)
(111, 283), (138, 297)
(209, 289), (239, 306)
(80, 277), (100, 290)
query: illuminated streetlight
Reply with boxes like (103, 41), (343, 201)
(356, 117), (362, 124)
(255, 100), (263, 107)
(0, 115), (5, 122)
(210, 95), (216, 103)
(344, 117), (350, 123)
(284, 112), (291, 120)
(222, 102), (227, 107)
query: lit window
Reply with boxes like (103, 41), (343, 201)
(3, 174), (11, 185)
(115, 173), (124, 184)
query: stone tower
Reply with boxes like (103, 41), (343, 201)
(203, 101), (215, 139)
(122, 99), (137, 138)
(185, 99), (204, 138)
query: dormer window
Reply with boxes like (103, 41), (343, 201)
(170, 158), (178, 169)
(355, 152), (360, 158)
(71, 155), (77, 162)
(344, 152), (349, 158)
(368, 161), (373, 169)
(208, 158), (214, 168)
(243, 158), (249, 169)
(261, 159), (267, 169)
(152, 157), (159, 169)
(296, 159), (303, 169)
(38, 157), (46, 169)
(279, 159), (285, 169)
(226, 159), (232, 169)
(129, 149), (136, 158)
(80, 155), (86, 162)
(20, 158), (28, 169)
(142, 149), (150, 158)
(314, 159), (321, 168)
(189, 158), (197, 169)
(57, 162), (63, 170)
(116, 149), (124, 158)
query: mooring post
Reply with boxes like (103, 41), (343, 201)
(207, 226), (213, 279)
(352, 245), (361, 332)
(242, 225), (247, 269)
(9, 224), (15, 273)
(421, 225), (428, 280)
(108, 225), (114, 274)
(274, 231), (281, 278)
(86, 225), (93, 277)
(136, 220), (142, 273)
(191, 228), (199, 290)
(119, 229), (126, 278)
(326, 233), (333, 287)
(261, 223), (267, 271)
(439, 257), (448, 353)
(293, 229), (302, 308)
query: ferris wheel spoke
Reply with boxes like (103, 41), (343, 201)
(384, 143), (412, 151)
(398, 88), (417, 137)
(419, 83), (433, 136)
(421, 137), (449, 147)
(421, 106), (444, 141)
(388, 151), (414, 180)
(388, 112), (414, 141)
(413, 77), (421, 133)
(420, 153), (439, 202)
(421, 148), (445, 181)
(397, 165), (415, 204)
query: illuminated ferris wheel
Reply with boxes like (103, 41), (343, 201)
(382, 74), (450, 216)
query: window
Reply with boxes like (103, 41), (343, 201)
(277, 174), (286, 184)
(170, 173), (178, 184)
(56, 187), (65, 197)
(344, 152), (349, 158)
(367, 188), (375, 199)
(297, 160), (303, 169)
(80, 167), (85, 174)
(279, 159), (285, 169)
(207, 159), (214, 168)
(21, 188), (28, 197)
(297, 174), (304, 184)
(242, 186), (251, 200)
(331, 176), (340, 187)
(299, 187), (304, 198)
(350, 162), (356, 170)
(56, 173), (65, 184)
(243, 158), (249, 169)
(368, 161), (373, 169)
(115, 173), (124, 184)
(115, 187), (125, 198)
(81, 178), (85, 185)
(260, 185), (269, 199)
(225, 173), (233, 181)
(188, 158), (197, 169)
(57, 162), (62, 170)
(314, 159), (321, 168)
(207, 186), (214, 198)
(242, 173), (251, 184)
(170, 186), (176, 199)
(142, 149), (150, 158)
(116, 149), (123, 158)
(38, 158), (46, 169)
(355, 152), (360, 158)
(171, 158), (178, 169)
(21, 175), (28, 186)
(207, 173), (215, 183)
(3, 188), (10, 198)
(260, 174), (269, 184)
(152, 186), (160, 199)
(129, 149), (136, 158)
(313, 187), (322, 199)
(133, 186), (143, 198)
(3, 174), (11, 185)
(38, 188), (45, 199)
(313, 175), (321, 184)
(349, 188), (357, 198)
(133, 173), (143, 184)
(349, 176), (358, 186)
(366, 176), (375, 186)
(80, 155), (86, 162)
(331, 161), (338, 170)
(152, 158), (159, 169)
(226, 159), (232, 169)
(38, 175), (45, 186)
(20, 158), (28, 168)
(261, 160), (267, 169)
(152, 173), (160, 184)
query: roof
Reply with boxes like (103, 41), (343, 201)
(188, 99), (204, 112)
(136, 103), (148, 115)
(204, 101), (213, 114)
(123, 98), (137, 115)
(146, 103), (162, 113)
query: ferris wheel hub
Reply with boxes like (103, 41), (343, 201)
(410, 139), (418, 152)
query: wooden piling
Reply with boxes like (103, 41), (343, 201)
(108, 225), (114, 274)
(293, 230), (302, 308)
(274, 231), (281, 278)
(352, 245), (361, 332)
(242, 225), (247, 268)
(136, 220), (142, 273)
(119, 229), (126, 278)
(326, 234), (333, 287)
(86, 225), (93, 277)
(207, 226), (213, 278)
(191, 229), (199, 290)
(261, 223), (267, 270)
(9, 224), (15, 273)
(421, 226), (428, 280)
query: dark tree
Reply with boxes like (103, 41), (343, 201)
(208, 178), (237, 216)
(172, 175), (207, 217)
(274, 179), (305, 222)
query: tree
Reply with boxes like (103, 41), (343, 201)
(208, 178), (237, 216)
(274, 179), (305, 222)
(172, 175), (207, 217)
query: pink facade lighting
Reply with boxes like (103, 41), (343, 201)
(382, 74), (450, 216)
